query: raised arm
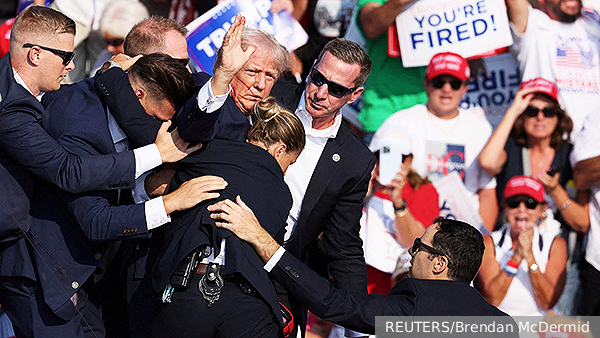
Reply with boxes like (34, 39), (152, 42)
(359, 0), (416, 39)
(506, 0), (530, 33)
(476, 235), (519, 305)
(539, 173), (590, 233)
(479, 88), (536, 176)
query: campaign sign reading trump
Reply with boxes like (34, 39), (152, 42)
(396, 0), (513, 67)
(186, 0), (308, 74)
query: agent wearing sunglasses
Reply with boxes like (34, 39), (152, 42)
(370, 52), (499, 232)
(476, 175), (567, 316)
(207, 197), (513, 334)
(479, 78), (580, 231)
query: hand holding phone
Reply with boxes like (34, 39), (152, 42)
(379, 144), (403, 185)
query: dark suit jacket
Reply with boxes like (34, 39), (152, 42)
(0, 53), (136, 243)
(152, 138), (291, 328)
(271, 251), (512, 335)
(0, 76), (151, 321)
(94, 68), (246, 147)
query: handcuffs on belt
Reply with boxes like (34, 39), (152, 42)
(162, 246), (224, 307)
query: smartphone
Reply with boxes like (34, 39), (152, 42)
(379, 144), (403, 185)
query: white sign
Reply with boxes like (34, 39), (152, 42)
(433, 171), (488, 235)
(396, 0), (513, 67)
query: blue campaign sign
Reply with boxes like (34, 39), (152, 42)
(186, 0), (308, 74)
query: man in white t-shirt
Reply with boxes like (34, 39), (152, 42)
(371, 52), (498, 232)
(506, 0), (600, 138)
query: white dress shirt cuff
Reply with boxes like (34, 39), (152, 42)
(133, 171), (152, 203)
(133, 144), (161, 179)
(145, 196), (171, 230)
(196, 78), (231, 113)
(263, 246), (286, 272)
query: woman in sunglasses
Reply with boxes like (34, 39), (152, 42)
(478, 78), (589, 232)
(476, 175), (568, 315)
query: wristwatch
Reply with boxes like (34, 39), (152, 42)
(394, 199), (408, 218)
(529, 263), (539, 273)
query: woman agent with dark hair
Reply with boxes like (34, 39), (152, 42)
(148, 98), (305, 338)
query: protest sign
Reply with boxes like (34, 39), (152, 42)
(461, 52), (521, 129)
(433, 171), (488, 235)
(186, 0), (308, 74)
(395, 0), (513, 67)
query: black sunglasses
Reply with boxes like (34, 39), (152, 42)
(431, 76), (465, 90)
(410, 238), (452, 269)
(506, 196), (539, 209)
(309, 66), (359, 98)
(524, 105), (558, 118)
(105, 38), (124, 47)
(23, 43), (75, 66)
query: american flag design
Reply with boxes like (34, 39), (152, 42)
(556, 38), (596, 69)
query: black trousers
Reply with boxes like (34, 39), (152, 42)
(150, 273), (282, 338)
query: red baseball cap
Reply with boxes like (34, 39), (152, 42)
(519, 78), (559, 102)
(426, 52), (470, 81)
(503, 175), (545, 203)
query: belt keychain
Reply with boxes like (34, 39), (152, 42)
(198, 262), (224, 307)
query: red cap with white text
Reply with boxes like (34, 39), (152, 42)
(426, 52), (470, 81)
(503, 175), (545, 203)
(519, 78), (559, 102)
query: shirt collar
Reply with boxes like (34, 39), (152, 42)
(296, 92), (342, 139)
(12, 67), (44, 101)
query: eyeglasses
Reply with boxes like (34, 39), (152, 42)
(524, 105), (558, 118)
(505, 196), (539, 209)
(309, 66), (359, 98)
(409, 237), (452, 269)
(175, 58), (189, 67)
(23, 43), (75, 66)
(105, 38), (124, 47)
(431, 76), (465, 90)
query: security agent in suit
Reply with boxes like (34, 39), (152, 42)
(209, 206), (516, 335)
(0, 53), (221, 338)
(0, 6), (196, 243)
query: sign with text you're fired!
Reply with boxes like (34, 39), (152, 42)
(186, 0), (308, 74)
(396, 0), (513, 67)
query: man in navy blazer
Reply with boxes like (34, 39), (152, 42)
(0, 6), (196, 243)
(208, 207), (515, 335)
(0, 53), (227, 338)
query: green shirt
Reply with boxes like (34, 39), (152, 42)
(356, 0), (428, 133)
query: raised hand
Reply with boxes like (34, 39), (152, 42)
(211, 14), (257, 95)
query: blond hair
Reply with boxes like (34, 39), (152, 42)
(247, 97), (305, 154)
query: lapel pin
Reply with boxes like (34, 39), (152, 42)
(332, 153), (340, 162)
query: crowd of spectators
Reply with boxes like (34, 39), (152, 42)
(1, 0), (600, 337)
